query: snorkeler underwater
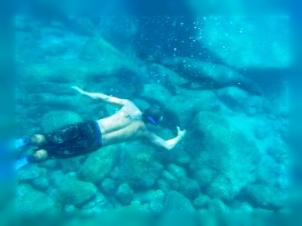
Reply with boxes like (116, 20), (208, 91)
(13, 86), (186, 170)
(0, 0), (297, 223)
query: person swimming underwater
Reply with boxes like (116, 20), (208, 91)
(14, 86), (186, 169)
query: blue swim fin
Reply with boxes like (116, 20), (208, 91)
(12, 137), (31, 150)
(15, 157), (29, 170)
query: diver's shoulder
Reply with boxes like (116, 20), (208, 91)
(124, 100), (141, 112)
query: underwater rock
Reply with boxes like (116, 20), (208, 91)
(162, 170), (179, 189)
(78, 146), (118, 184)
(27, 94), (84, 110)
(117, 144), (163, 190)
(191, 167), (216, 189)
(101, 178), (118, 196)
(15, 184), (57, 215)
(64, 204), (78, 217)
(142, 84), (172, 105)
(163, 191), (195, 212)
(193, 194), (211, 209)
(254, 122), (271, 140)
(58, 156), (85, 173)
(41, 110), (82, 132)
(17, 165), (46, 183)
(179, 178), (200, 200)
(167, 164), (187, 179)
(199, 16), (290, 69)
(147, 63), (188, 90)
(244, 96), (267, 116)
(136, 190), (166, 213)
(161, 57), (262, 95)
(31, 177), (50, 191)
(157, 179), (171, 192)
(140, 64), (222, 124)
(190, 111), (260, 201)
(217, 86), (249, 111)
(40, 159), (59, 170)
(175, 90), (221, 127)
(207, 176), (238, 201)
(116, 183), (134, 205)
(52, 173), (97, 207)
(208, 199), (229, 212)
(81, 192), (109, 215)
(232, 202), (254, 212)
(79, 36), (139, 76)
(243, 184), (284, 210)
(266, 146), (288, 165)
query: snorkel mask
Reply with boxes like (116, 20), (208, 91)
(146, 115), (163, 125)
(143, 106), (164, 126)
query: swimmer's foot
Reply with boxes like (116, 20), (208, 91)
(33, 149), (48, 162)
(31, 134), (46, 145)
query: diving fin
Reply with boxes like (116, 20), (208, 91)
(15, 157), (29, 170)
(12, 137), (31, 150)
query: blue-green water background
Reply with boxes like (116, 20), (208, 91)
(11, 0), (293, 218)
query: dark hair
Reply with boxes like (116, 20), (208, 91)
(142, 106), (164, 125)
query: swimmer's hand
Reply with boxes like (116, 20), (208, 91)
(71, 86), (86, 95)
(71, 86), (98, 99)
(176, 126), (186, 139)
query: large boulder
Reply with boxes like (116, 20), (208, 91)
(163, 191), (195, 212)
(160, 57), (262, 95)
(17, 165), (46, 183)
(243, 183), (285, 210)
(198, 16), (290, 69)
(51, 172), (97, 207)
(135, 190), (166, 213)
(116, 143), (164, 190)
(19, 28), (135, 83)
(15, 184), (58, 215)
(78, 146), (119, 184)
(193, 194), (211, 210)
(190, 111), (260, 201)
(101, 178), (118, 196)
(116, 183), (134, 205)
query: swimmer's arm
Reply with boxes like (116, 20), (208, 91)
(146, 127), (186, 150)
(71, 86), (129, 106)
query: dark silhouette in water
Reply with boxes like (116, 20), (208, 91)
(160, 57), (263, 96)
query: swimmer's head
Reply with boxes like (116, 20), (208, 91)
(142, 106), (164, 125)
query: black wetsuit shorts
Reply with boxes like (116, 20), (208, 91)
(40, 120), (102, 158)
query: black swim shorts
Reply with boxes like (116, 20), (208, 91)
(40, 120), (102, 158)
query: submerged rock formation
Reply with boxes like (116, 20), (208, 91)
(14, 5), (289, 217)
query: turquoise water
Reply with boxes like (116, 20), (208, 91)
(6, 0), (293, 222)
